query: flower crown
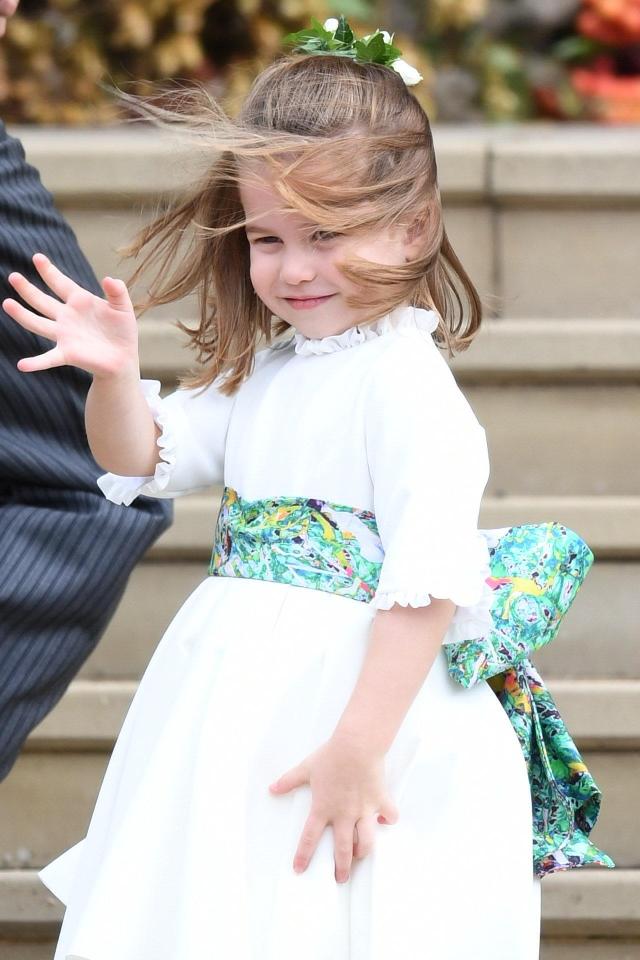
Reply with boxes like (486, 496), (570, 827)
(282, 15), (423, 87)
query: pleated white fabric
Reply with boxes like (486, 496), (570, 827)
(39, 304), (541, 957)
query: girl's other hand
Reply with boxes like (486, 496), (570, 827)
(268, 734), (399, 884)
(3, 253), (140, 380)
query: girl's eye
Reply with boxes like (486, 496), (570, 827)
(313, 231), (340, 242)
(251, 231), (341, 245)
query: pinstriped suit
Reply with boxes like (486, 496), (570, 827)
(0, 120), (173, 781)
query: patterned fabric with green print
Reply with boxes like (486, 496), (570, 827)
(209, 484), (384, 602)
(209, 485), (615, 879)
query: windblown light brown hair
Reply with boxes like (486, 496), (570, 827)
(118, 52), (483, 395)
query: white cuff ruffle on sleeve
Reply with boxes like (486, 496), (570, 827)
(370, 529), (495, 647)
(96, 379), (177, 506)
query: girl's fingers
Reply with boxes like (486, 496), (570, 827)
(8, 270), (62, 318)
(333, 821), (354, 883)
(101, 276), (133, 313)
(352, 814), (376, 860)
(292, 814), (325, 875)
(32, 252), (78, 301)
(378, 798), (399, 825)
(16, 344), (65, 373)
(2, 297), (57, 340)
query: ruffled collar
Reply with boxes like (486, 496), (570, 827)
(285, 304), (440, 357)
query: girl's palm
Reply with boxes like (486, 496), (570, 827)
(3, 252), (140, 379)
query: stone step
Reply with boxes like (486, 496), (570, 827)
(135, 319), (640, 497)
(0, 681), (636, 869)
(125, 334), (640, 494)
(11, 123), (640, 320)
(138, 316), (640, 382)
(133, 493), (640, 561)
(14, 125), (640, 204)
(542, 944), (640, 960)
(1, 941), (639, 960)
(1, 939), (638, 960)
(138, 321), (640, 495)
(23, 680), (640, 752)
(72, 555), (638, 681)
(0, 869), (638, 946)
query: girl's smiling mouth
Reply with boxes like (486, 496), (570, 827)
(284, 294), (336, 309)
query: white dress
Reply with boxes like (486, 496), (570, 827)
(39, 303), (541, 959)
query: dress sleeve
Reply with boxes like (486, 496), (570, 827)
(96, 374), (237, 506)
(364, 336), (494, 642)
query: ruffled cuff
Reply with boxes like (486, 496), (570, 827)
(370, 530), (495, 647)
(445, 576), (494, 646)
(96, 379), (177, 506)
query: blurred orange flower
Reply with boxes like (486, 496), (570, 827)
(571, 55), (640, 122)
(577, 0), (640, 45)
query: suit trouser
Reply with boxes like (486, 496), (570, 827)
(0, 120), (173, 781)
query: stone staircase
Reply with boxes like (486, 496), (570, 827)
(0, 124), (638, 958)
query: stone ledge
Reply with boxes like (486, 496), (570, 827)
(0, 871), (61, 937)
(24, 681), (137, 748)
(541, 681), (640, 751)
(71, 559), (637, 682)
(1, 939), (639, 960)
(9, 125), (189, 204)
(9, 124), (640, 203)
(1, 869), (637, 937)
(22, 680), (640, 751)
(11, 124), (493, 201)
(542, 943), (640, 960)
(449, 318), (640, 382)
(136, 317), (640, 382)
(134, 495), (640, 560)
(491, 125), (640, 203)
(542, 869), (640, 937)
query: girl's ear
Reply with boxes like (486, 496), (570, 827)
(403, 216), (428, 259)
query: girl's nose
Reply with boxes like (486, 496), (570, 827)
(279, 249), (316, 284)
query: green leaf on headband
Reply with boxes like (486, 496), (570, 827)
(334, 15), (354, 46)
(354, 34), (403, 65)
(282, 17), (334, 49)
(353, 39), (373, 62)
(363, 31), (386, 61)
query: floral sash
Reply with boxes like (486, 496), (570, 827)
(209, 485), (615, 878)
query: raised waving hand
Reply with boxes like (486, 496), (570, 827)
(3, 253), (140, 380)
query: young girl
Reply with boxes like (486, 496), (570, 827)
(3, 21), (546, 959)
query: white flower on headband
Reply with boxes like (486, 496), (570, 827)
(323, 18), (339, 32)
(391, 58), (423, 86)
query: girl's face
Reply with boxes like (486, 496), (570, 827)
(239, 166), (423, 339)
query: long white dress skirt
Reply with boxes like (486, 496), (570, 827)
(39, 575), (541, 960)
